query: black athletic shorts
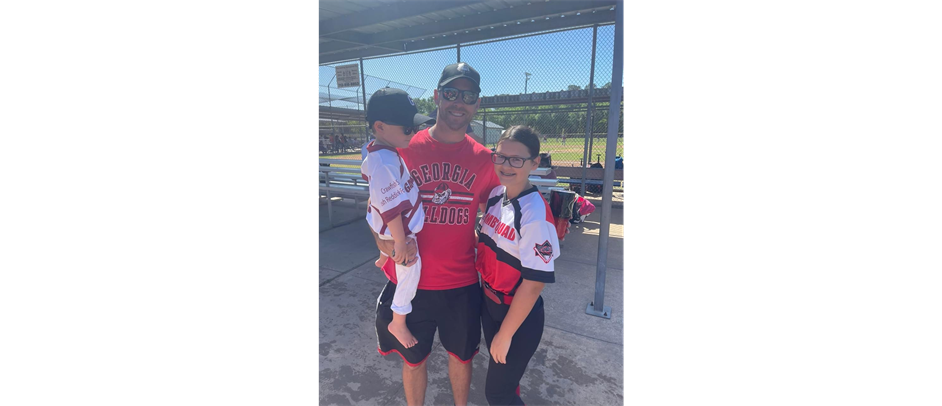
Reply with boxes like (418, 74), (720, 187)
(375, 280), (483, 366)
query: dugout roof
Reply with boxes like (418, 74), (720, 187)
(319, 0), (619, 65)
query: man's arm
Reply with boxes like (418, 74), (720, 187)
(367, 198), (417, 264)
(370, 227), (417, 265)
(386, 216), (408, 264)
(370, 224), (392, 255)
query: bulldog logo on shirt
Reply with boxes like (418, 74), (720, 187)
(534, 240), (553, 264)
(431, 182), (452, 204)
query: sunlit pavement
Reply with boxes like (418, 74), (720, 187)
(319, 196), (623, 405)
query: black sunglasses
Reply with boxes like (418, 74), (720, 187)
(400, 124), (427, 136)
(439, 87), (480, 104)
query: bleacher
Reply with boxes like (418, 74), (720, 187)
(320, 159), (560, 228)
(552, 166), (623, 194)
(318, 136), (368, 155)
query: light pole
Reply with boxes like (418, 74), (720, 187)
(524, 72), (531, 94)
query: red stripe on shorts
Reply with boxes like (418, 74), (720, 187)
(446, 348), (479, 364)
(377, 347), (430, 367)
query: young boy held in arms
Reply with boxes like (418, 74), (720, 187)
(361, 88), (434, 348)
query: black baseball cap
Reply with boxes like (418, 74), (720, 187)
(366, 87), (435, 127)
(438, 62), (481, 92)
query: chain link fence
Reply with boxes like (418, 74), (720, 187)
(319, 62), (365, 154)
(476, 103), (622, 165)
(319, 23), (622, 192)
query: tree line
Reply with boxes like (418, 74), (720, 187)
(320, 84), (622, 140)
(411, 83), (621, 138)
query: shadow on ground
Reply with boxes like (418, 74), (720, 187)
(319, 196), (623, 405)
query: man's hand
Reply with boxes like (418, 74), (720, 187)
(391, 239), (408, 265)
(378, 237), (418, 266)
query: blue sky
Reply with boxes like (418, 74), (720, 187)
(320, 25), (619, 110)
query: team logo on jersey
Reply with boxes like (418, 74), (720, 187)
(534, 240), (553, 263)
(431, 182), (452, 204)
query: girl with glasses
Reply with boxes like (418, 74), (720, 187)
(475, 125), (560, 405)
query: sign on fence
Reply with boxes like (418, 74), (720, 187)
(335, 64), (360, 88)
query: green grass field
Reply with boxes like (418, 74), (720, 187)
(536, 137), (624, 166)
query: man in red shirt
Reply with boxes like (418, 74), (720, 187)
(371, 62), (498, 406)
(373, 63), (568, 406)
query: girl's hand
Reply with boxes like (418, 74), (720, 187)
(489, 330), (512, 364)
(391, 239), (408, 265)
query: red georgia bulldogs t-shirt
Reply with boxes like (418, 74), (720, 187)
(381, 128), (500, 290)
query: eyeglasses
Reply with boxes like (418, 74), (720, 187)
(491, 152), (534, 168)
(439, 87), (480, 104)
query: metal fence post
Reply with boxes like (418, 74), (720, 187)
(327, 187), (334, 227)
(357, 78), (370, 143)
(579, 25), (598, 194)
(360, 58), (368, 136)
(457, 43), (461, 63)
(586, 8), (622, 320)
(482, 109), (488, 146)
(326, 75), (335, 133)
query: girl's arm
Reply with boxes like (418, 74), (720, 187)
(496, 279), (544, 338)
(488, 279), (545, 364)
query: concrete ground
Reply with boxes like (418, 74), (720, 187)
(319, 195), (623, 405)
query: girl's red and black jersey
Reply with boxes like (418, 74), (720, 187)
(476, 185), (559, 296)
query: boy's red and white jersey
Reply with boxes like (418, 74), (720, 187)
(476, 185), (558, 295)
(362, 142), (424, 237)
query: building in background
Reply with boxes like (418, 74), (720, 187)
(471, 119), (504, 145)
